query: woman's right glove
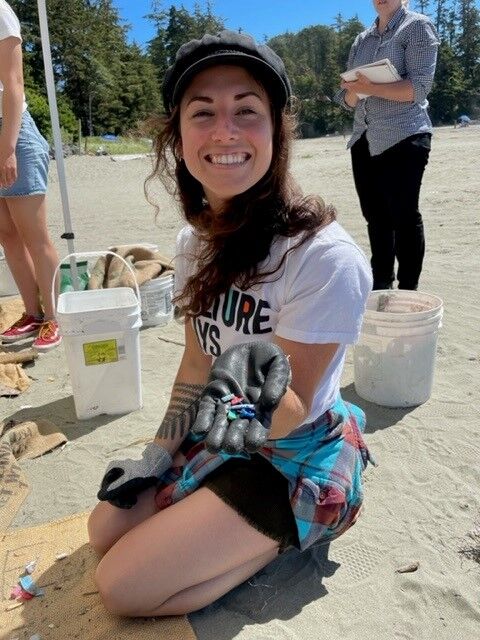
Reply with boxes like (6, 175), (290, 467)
(97, 442), (172, 509)
(191, 341), (291, 454)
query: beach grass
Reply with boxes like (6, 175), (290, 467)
(83, 136), (153, 155)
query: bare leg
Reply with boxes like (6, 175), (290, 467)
(93, 487), (280, 617)
(89, 488), (276, 615)
(0, 198), (41, 315)
(88, 451), (188, 556)
(5, 195), (59, 319)
(88, 487), (159, 556)
(151, 549), (277, 615)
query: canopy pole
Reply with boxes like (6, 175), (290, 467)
(37, 0), (79, 289)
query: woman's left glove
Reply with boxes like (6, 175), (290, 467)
(191, 341), (291, 454)
(97, 442), (172, 509)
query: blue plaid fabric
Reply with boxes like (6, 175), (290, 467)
(155, 396), (374, 551)
(334, 6), (439, 156)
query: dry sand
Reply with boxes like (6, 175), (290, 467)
(1, 125), (480, 639)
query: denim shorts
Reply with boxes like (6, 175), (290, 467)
(0, 110), (50, 197)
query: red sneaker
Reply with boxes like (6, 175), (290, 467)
(1, 313), (43, 342)
(33, 320), (62, 351)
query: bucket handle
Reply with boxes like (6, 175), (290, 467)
(52, 251), (141, 314)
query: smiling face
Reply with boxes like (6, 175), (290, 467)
(179, 65), (274, 213)
(373, 0), (403, 19)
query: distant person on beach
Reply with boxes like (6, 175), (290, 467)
(88, 30), (374, 617)
(335, 0), (439, 291)
(0, 0), (61, 350)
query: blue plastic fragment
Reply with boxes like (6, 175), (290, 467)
(19, 575), (40, 595)
(239, 409), (255, 418)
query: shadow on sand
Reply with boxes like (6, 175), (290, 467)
(4, 396), (121, 442)
(341, 382), (418, 434)
(191, 542), (338, 639)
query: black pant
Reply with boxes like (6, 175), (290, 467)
(351, 132), (431, 290)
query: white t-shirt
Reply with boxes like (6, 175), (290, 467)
(0, 0), (27, 117)
(174, 220), (373, 423)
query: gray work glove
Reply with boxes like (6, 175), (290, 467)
(191, 341), (291, 454)
(97, 442), (172, 509)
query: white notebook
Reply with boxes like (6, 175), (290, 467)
(340, 58), (401, 98)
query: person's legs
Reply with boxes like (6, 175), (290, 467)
(5, 195), (59, 319)
(92, 487), (280, 616)
(351, 134), (395, 289)
(383, 135), (430, 290)
(0, 198), (42, 316)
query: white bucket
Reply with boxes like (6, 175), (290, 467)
(139, 273), (174, 327)
(55, 252), (143, 420)
(353, 290), (443, 408)
(0, 255), (18, 296)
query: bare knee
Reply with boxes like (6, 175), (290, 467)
(87, 504), (120, 556)
(22, 234), (56, 259)
(95, 563), (168, 617)
(88, 488), (158, 556)
(0, 225), (21, 248)
(94, 565), (129, 615)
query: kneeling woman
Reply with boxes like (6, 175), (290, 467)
(88, 30), (374, 617)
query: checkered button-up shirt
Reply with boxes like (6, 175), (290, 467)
(334, 6), (439, 156)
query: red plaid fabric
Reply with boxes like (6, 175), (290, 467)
(155, 396), (373, 550)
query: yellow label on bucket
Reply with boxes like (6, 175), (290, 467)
(83, 339), (118, 366)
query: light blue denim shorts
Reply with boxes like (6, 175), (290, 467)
(0, 110), (50, 197)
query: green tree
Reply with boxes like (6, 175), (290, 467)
(269, 17), (363, 136)
(10, 0), (480, 139)
(433, 0), (449, 36)
(114, 44), (161, 133)
(334, 14), (364, 69)
(147, 1), (225, 92)
(429, 41), (467, 122)
(415, 0), (431, 14)
(455, 0), (480, 113)
(10, 0), (161, 135)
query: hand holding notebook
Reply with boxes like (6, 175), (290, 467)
(340, 58), (401, 99)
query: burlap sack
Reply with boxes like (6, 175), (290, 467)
(0, 362), (31, 394)
(1, 418), (67, 461)
(0, 296), (25, 333)
(0, 512), (196, 640)
(0, 441), (29, 538)
(88, 246), (173, 290)
(0, 419), (67, 535)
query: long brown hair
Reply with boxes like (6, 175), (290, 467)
(145, 79), (336, 317)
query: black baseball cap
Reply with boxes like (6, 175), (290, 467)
(162, 30), (292, 115)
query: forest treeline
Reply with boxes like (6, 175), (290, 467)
(9, 0), (480, 140)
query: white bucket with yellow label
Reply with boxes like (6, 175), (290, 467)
(55, 252), (142, 419)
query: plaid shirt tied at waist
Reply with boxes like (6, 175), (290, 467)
(155, 396), (374, 551)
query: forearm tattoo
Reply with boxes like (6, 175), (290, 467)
(156, 382), (204, 440)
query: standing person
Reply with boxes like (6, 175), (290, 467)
(336, 0), (439, 290)
(88, 30), (373, 618)
(0, 0), (61, 350)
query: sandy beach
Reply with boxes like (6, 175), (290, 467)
(1, 125), (479, 639)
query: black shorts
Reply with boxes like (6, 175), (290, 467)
(201, 454), (299, 552)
